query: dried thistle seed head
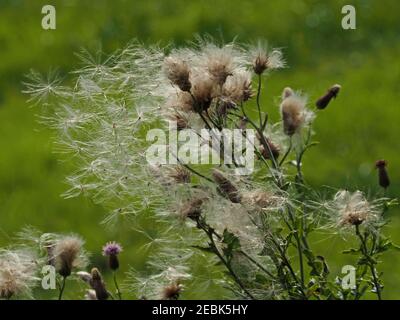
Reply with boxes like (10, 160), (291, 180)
(163, 56), (191, 92)
(89, 268), (109, 300)
(316, 84), (341, 109)
(190, 75), (215, 112)
(212, 169), (241, 203)
(167, 166), (191, 184)
(223, 71), (253, 104)
(179, 198), (204, 220)
(162, 282), (183, 300)
(331, 190), (379, 228)
(253, 52), (269, 75)
(280, 89), (312, 136)
(53, 235), (87, 278)
(203, 47), (237, 85)
(252, 47), (285, 75)
(0, 249), (39, 299)
(375, 159), (390, 189)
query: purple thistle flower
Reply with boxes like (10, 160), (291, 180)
(102, 242), (123, 271)
(102, 241), (123, 256)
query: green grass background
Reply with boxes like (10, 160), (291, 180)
(0, 0), (399, 299)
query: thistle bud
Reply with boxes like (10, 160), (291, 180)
(212, 169), (241, 203)
(89, 268), (109, 300)
(375, 159), (390, 189)
(316, 84), (341, 109)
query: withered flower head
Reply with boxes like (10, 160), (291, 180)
(252, 44), (285, 75)
(179, 198), (204, 221)
(162, 282), (183, 300)
(212, 169), (241, 203)
(331, 190), (379, 227)
(223, 71), (253, 104)
(0, 249), (39, 299)
(280, 88), (313, 136)
(316, 84), (341, 109)
(375, 159), (390, 189)
(190, 75), (215, 112)
(165, 91), (195, 113)
(204, 47), (236, 85)
(53, 235), (87, 278)
(163, 56), (191, 92)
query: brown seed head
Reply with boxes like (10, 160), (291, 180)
(162, 282), (182, 300)
(163, 56), (191, 92)
(212, 169), (241, 203)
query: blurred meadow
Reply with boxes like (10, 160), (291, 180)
(0, 0), (399, 299)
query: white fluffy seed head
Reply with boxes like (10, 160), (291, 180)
(0, 249), (39, 299)
(280, 89), (314, 136)
(53, 235), (88, 277)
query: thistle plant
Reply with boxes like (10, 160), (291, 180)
(16, 36), (398, 300)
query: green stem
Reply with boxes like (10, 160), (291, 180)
(197, 220), (255, 299)
(355, 225), (382, 300)
(113, 272), (122, 300)
(256, 74), (263, 128)
(58, 276), (66, 300)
